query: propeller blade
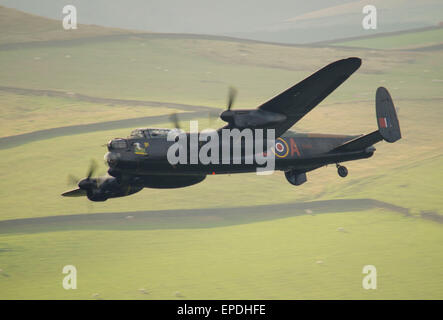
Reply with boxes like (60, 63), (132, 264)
(61, 188), (87, 197)
(169, 113), (180, 129)
(227, 87), (237, 111)
(67, 174), (79, 186)
(86, 159), (98, 179)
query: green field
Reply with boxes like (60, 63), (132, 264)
(0, 6), (443, 299)
(2, 209), (443, 300)
(335, 28), (443, 50)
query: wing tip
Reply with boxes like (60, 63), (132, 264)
(346, 56), (362, 69)
(325, 57), (362, 74)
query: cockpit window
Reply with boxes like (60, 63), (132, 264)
(129, 129), (146, 138)
(109, 138), (128, 149)
(148, 129), (171, 137)
(129, 128), (174, 138)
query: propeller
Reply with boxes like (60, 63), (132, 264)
(79, 159), (99, 190)
(62, 160), (99, 197)
(169, 113), (181, 130)
(220, 86), (238, 124)
(86, 159), (98, 180)
(227, 86), (237, 111)
(67, 174), (79, 186)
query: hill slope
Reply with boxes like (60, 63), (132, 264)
(232, 0), (443, 44)
(0, 5), (137, 45)
(333, 27), (443, 50)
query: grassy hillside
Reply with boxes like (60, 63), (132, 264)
(0, 91), (185, 137)
(1, 95), (442, 299)
(335, 27), (443, 50)
(0, 5), (136, 45)
(1, 36), (442, 108)
(2, 208), (443, 300)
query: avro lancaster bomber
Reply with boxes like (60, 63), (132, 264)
(62, 57), (401, 201)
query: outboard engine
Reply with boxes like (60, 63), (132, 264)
(61, 160), (142, 201)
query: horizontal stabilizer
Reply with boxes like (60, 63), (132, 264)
(331, 131), (382, 153)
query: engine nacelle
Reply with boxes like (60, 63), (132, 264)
(220, 109), (286, 129)
(85, 176), (142, 201)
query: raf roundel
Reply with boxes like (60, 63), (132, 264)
(274, 138), (289, 158)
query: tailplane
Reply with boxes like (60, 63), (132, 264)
(330, 87), (401, 153)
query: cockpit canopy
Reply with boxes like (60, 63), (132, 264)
(129, 128), (177, 139)
(108, 138), (128, 150)
(108, 128), (178, 151)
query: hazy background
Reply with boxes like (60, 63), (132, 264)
(1, 0), (443, 43)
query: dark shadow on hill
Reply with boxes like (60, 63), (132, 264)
(313, 26), (443, 47)
(0, 111), (206, 150)
(0, 198), (410, 235)
(421, 211), (443, 223)
(0, 32), (317, 52)
(408, 44), (443, 52)
(0, 86), (214, 113)
(0, 86), (221, 149)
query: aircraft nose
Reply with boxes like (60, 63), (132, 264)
(104, 152), (119, 167)
(220, 110), (234, 123)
